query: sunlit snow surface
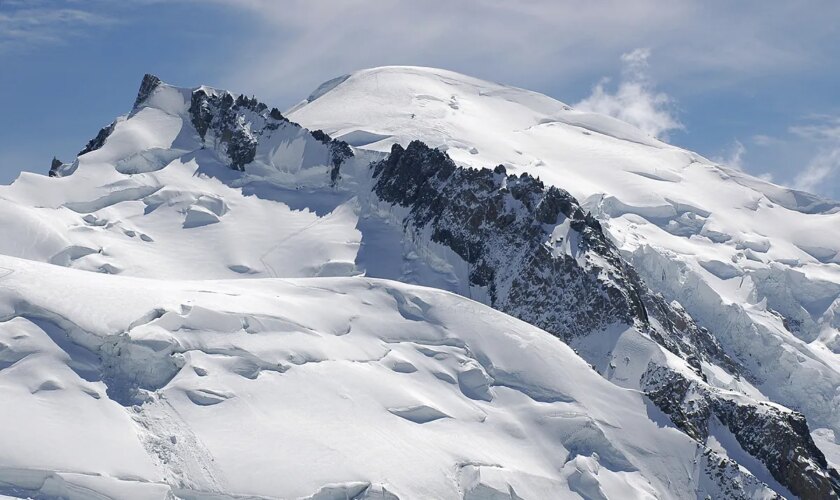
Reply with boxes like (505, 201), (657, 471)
(0, 255), (760, 499)
(288, 66), (840, 451)
(0, 67), (835, 498)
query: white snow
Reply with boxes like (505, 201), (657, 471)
(0, 66), (831, 498)
(289, 65), (840, 442)
(0, 254), (747, 498)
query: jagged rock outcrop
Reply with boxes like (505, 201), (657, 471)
(78, 120), (116, 156)
(368, 142), (739, 373)
(367, 140), (839, 498)
(63, 74), (355, 177)
(699, 448), (784, 500)
(370, 141), (735, 373)
(311, 129), (353, 183)
(74, 74), (161, 160)
(48, 157), (62, 177)
(643, 363), (840, 499)
(189, 90), (258, 170)
(188, 90), (353, 172)
(133, 73), (161, 109)
(368, 141), (741, 373)
(372, 141), (645, 338)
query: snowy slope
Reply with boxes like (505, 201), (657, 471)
(0, 69), (837, 498)
(0, 254), (777, 499)
(288, 66), (840, 450)
(2, 79), (363, 281)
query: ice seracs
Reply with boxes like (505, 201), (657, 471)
(0, 67), (838, 498)
(0, 254), (785, 499)
(289, 64), (840, 466)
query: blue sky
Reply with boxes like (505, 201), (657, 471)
(1, 0), (838, 198)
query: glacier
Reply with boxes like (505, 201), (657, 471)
(288, 66), (840, 458)
(0, 67), (838, 498)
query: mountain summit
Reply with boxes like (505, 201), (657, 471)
(0, 68), (838, 499)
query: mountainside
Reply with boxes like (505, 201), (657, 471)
(0, 67), (838, 499)
(0, 254), (783, 499)
(288, 65), (840, 458)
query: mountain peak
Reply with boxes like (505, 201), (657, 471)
(133, 73), (162, 109)
(3, 68), (839, 499)
(287, 65), (664, 159)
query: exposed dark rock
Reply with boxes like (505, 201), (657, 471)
(269, 108), (287, 122)
(70, 76), (355, 177)
(310, 129), (331, 144)
(642, 363), (840, 499)
(190, 89), (213, 141)
(370, 140), (839, 498)
(133, 74), (161, 109)
(227, 127), (257, 171)
(372, 140), (645, 338)
(371, 141), (738, 374)
(78, 121), (117, 156)
(187, 93), (353, 173)
(48, 157), (62, 177)
(329, 140), (353, 184)
(311, 130), (353, 178)
(700, 448), (784, 499)
(715, 399), (840, 499)
(187, 89), (260, 170)
(370, 141), (734, 372)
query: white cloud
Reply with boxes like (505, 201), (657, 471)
(780, 115), (840, 197)
(575, 48), (682, 139)
(790, 116), (840, 142)
(0, 0), (116, 51)
(196, 0), (839, 107)
(715, 139), (747, 170)
(792, 149), (840, 194)
(205, 0), (689, 103)
(751, 134), (781, 147)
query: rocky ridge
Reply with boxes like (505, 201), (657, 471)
(365, 140), (840, 499)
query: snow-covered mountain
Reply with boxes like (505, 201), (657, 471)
(288, 66), (840, 460)
(0, 67), (838, 499)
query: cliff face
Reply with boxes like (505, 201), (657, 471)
(371, 141), (644, 338)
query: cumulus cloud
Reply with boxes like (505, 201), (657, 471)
(575, 48), (682, 140)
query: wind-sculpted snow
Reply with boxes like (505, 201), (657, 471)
(0, 255), (779, 499)
(290, 64), (840, 473)
(0, 69), (837, 497)
(363, 140), (838, 498)
(0, 76), (364, 281)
